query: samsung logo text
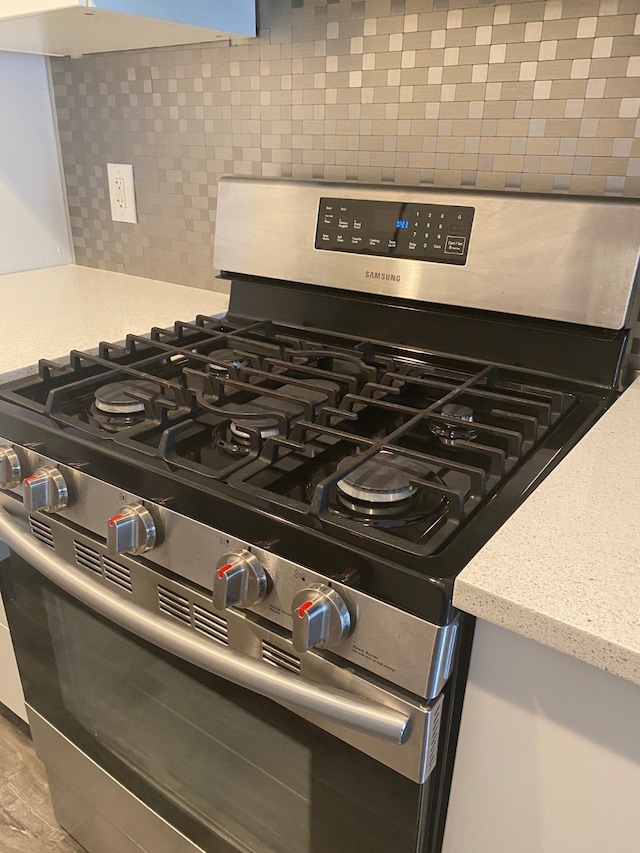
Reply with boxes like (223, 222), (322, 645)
(365, 271), (401, 282)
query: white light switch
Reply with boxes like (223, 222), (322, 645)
(107, 163), (137, 224)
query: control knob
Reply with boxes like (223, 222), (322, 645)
(292, 584), (352, 653)
(213, 550), (268, 611)
(23, 467), (69, 513)
(107, 504), (156, 556)
(0, 446), (21, 489)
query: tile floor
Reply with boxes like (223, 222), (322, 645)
(0, 710), (84, 852)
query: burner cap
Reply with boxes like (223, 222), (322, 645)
(230, 420), (280, 440)
(337, 451), (425, 504)
(94, 380), (162, 414)
(431, 402), (477, 444)
(208, 349), (248, 376)
(441, 403), (473, 422)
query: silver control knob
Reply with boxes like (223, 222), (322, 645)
(107, 504), (156, 556)
(23, 466), (69, 513)
(0, 446), (21, 489)
(292, 584), (352, 653)
(213, 550), (268, 611)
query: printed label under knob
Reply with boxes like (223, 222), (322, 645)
(292, 584), (352, 653)
(23, 467), (69, 513)
(107, 504), (156, 556)
(0, 446), (21, 489)
(213, 550), (268, 611)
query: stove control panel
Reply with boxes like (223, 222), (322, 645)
(0, 437), (457, 700)
(315, 197), (474, 265)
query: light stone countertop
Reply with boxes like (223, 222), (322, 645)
(454, 375), (640, 687)
(0, 264), (229, 381)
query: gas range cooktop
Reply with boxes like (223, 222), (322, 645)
(0, 315), (578, 562)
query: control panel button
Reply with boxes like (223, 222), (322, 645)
(445, 235), (466, 254)
(107, 503), (156, 556)
(0, 446), (21, 489)
(23, 467), (69, 513)
(292, 583), (352, 653)
(213, 550), (268, 611)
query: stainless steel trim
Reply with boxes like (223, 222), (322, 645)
(214, 176), (640, 330)
(0, 503), (410, 746)
(28, 708), (206, 853)
(1, 439), (456, 700)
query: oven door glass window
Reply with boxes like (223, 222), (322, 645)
(4, 554), (423, 853)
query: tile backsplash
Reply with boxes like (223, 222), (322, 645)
(51, 0), (640, 368)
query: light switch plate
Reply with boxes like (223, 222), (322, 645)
(107, 163), (137, 224)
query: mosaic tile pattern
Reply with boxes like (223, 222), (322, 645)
(51, 0), (640, 364)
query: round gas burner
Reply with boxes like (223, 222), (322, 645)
(94, 380), (162, 414)
(90, 380), (162, 433)
(442, 403), (473, 422)
(230, 420), (280, 441)
(430, 403), (477, 445)
(336, 451), (425, 504)
(303, 452), (450, 532)
(207, 349), (249, 377)
(211, 416), (279, 460)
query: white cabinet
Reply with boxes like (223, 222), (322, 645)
(0, 622), (26, 722)
(0, 52), (72, 274)
(0, 561), (26, 723)
(442, 620), (640, 853)
(0, 0), (256, 57)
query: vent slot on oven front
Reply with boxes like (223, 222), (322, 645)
(30, 517), (54, 549)
(74, 540), (102, 574)
(193, 603), (229, 646)
(426, 697), (444, 780)
(102, 556), (133, 593)
(262, 641), (301, 674)
(157, 584), (191, 625)
(73, 541), (133, 594)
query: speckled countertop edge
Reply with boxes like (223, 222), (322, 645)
(454, 376), (640, 687)
(0, 265), (229, 383)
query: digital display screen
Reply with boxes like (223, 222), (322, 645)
(396, 220), (409, 229)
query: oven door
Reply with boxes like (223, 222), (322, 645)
(0, 507), (441, 853)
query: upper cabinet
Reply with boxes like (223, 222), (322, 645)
(0, 0), (256, 57)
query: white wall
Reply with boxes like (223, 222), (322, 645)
(0, 50), (72, 274)
(442, 620), (640, 853)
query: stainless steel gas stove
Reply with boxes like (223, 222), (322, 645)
(0, 178), (639, 853)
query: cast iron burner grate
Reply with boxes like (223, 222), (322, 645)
(0, 314), (576, 556)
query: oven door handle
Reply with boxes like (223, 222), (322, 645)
(0, 505), (411, 745)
